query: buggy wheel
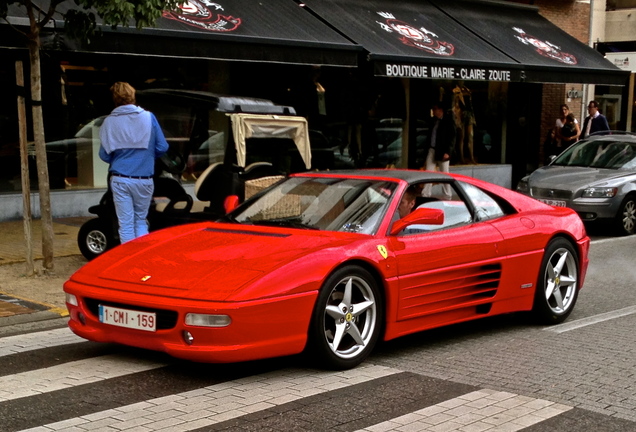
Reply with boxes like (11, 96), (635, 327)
(77, 218), (117, 260)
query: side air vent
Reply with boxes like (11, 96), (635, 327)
(398, 263), (502, 321)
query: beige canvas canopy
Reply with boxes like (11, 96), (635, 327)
(230, 113), (312, 169)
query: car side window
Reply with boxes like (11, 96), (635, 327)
(458, 181), (505, 221)
(401, 182), (473, 235)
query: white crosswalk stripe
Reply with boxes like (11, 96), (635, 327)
(0, 354), (167, 402)
(17, 364), (401, 432)
(356, 389), (572, 432)
(0, 327), (83, 357)
(1, 327), (607, 432)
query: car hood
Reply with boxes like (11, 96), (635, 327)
(72, 223), (360, 301)
(528, 165), (632, 190)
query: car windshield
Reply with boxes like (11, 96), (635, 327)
(232, 177), (398, 234)
(553, 139), (636, 169)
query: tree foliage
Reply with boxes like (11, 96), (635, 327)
(1, 0), (186, 42)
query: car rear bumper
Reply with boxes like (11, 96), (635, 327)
(65, 280), (317, 363)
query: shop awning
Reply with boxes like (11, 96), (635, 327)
(1, 0), (362, 67)
(301, 0), (629, 85)
(431, 0), (627, 85)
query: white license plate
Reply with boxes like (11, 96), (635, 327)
(99, 305), (156, 332)
(538, 199), (566, 207)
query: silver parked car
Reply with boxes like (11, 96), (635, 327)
(517, 131), (636, 235)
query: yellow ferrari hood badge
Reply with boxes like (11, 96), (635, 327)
(141, 275), (152, 282)
(377, 245), (388, 259)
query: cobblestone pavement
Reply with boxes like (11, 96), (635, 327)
(0, 217), (86, 264)
(371, 309), (636, 424)
(1, 325), (635, 432)
(0, 217), (87, 320)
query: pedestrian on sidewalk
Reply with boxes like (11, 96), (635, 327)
(99, 82), (169, 243)
(581, 100), (610, 138)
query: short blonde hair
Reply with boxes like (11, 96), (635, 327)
(110, 82), (136, 107)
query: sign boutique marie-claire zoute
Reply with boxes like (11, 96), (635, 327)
(381, 64), (514, 81)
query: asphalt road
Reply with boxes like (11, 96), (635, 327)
(1, 233), (635, 432)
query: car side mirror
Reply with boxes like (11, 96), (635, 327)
(390, 207), (444, 235)
(548, 155), (557, 164)
(223, 195), (240, 214)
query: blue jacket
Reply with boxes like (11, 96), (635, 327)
(99, 111), (169, 177)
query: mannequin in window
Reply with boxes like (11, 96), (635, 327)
(453, 82), (477, 164)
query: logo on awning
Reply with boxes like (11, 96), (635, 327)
(513, 27), (577, 65)
(376, 12), (454, 56)
(163, 1), (241, 32)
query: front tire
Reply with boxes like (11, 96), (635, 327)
(77, 218), (118, 260)
(615, 195), (636, 236)
(308, 266), (383, 370)
(532, 238), (579, 324)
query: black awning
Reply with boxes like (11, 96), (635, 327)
(302, 0), (628, 85)
(301, 0), (523, 81)
(431, 0), (628, 85)
(2, 0), (361, 67)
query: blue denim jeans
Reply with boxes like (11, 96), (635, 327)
(110, 176), (154, 243)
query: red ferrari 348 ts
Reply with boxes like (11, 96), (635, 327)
(64, 170), (590, 369)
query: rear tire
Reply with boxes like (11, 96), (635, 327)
(615, 195), (636, 236)
(77, 218), (118, 260)
(532, 238), (579, 325)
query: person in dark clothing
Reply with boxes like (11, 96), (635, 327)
(559, 113), (578, 142)
(581, 100), (610, 138)
(422, 101), (456, 200)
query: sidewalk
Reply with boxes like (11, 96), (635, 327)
(0, 217), (90, 328)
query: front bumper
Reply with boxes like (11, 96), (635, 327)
(64, 280), (318, 363)
(521, 190), (620, 222)
(569, 197), (620, 221)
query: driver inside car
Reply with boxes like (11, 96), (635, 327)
(392, 185), (421, 235)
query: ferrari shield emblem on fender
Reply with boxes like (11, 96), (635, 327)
(377, 245), (388, 259)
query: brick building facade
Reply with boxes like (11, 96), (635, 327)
(531, 0), (591, 164)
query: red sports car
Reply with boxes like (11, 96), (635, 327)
(64, 170), (590, 369)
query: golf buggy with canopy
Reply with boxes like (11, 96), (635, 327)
(77, 89), (311, 260)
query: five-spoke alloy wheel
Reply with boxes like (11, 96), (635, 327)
(309, 266), (383, 370)
(533, 238), (579, 324)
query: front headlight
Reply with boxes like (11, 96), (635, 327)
(581, 187), (617, 198)
(516, 178), (529, 193)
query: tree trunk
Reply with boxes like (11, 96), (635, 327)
(16, 60), (35, 276)
(28, 39), (55, 272)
